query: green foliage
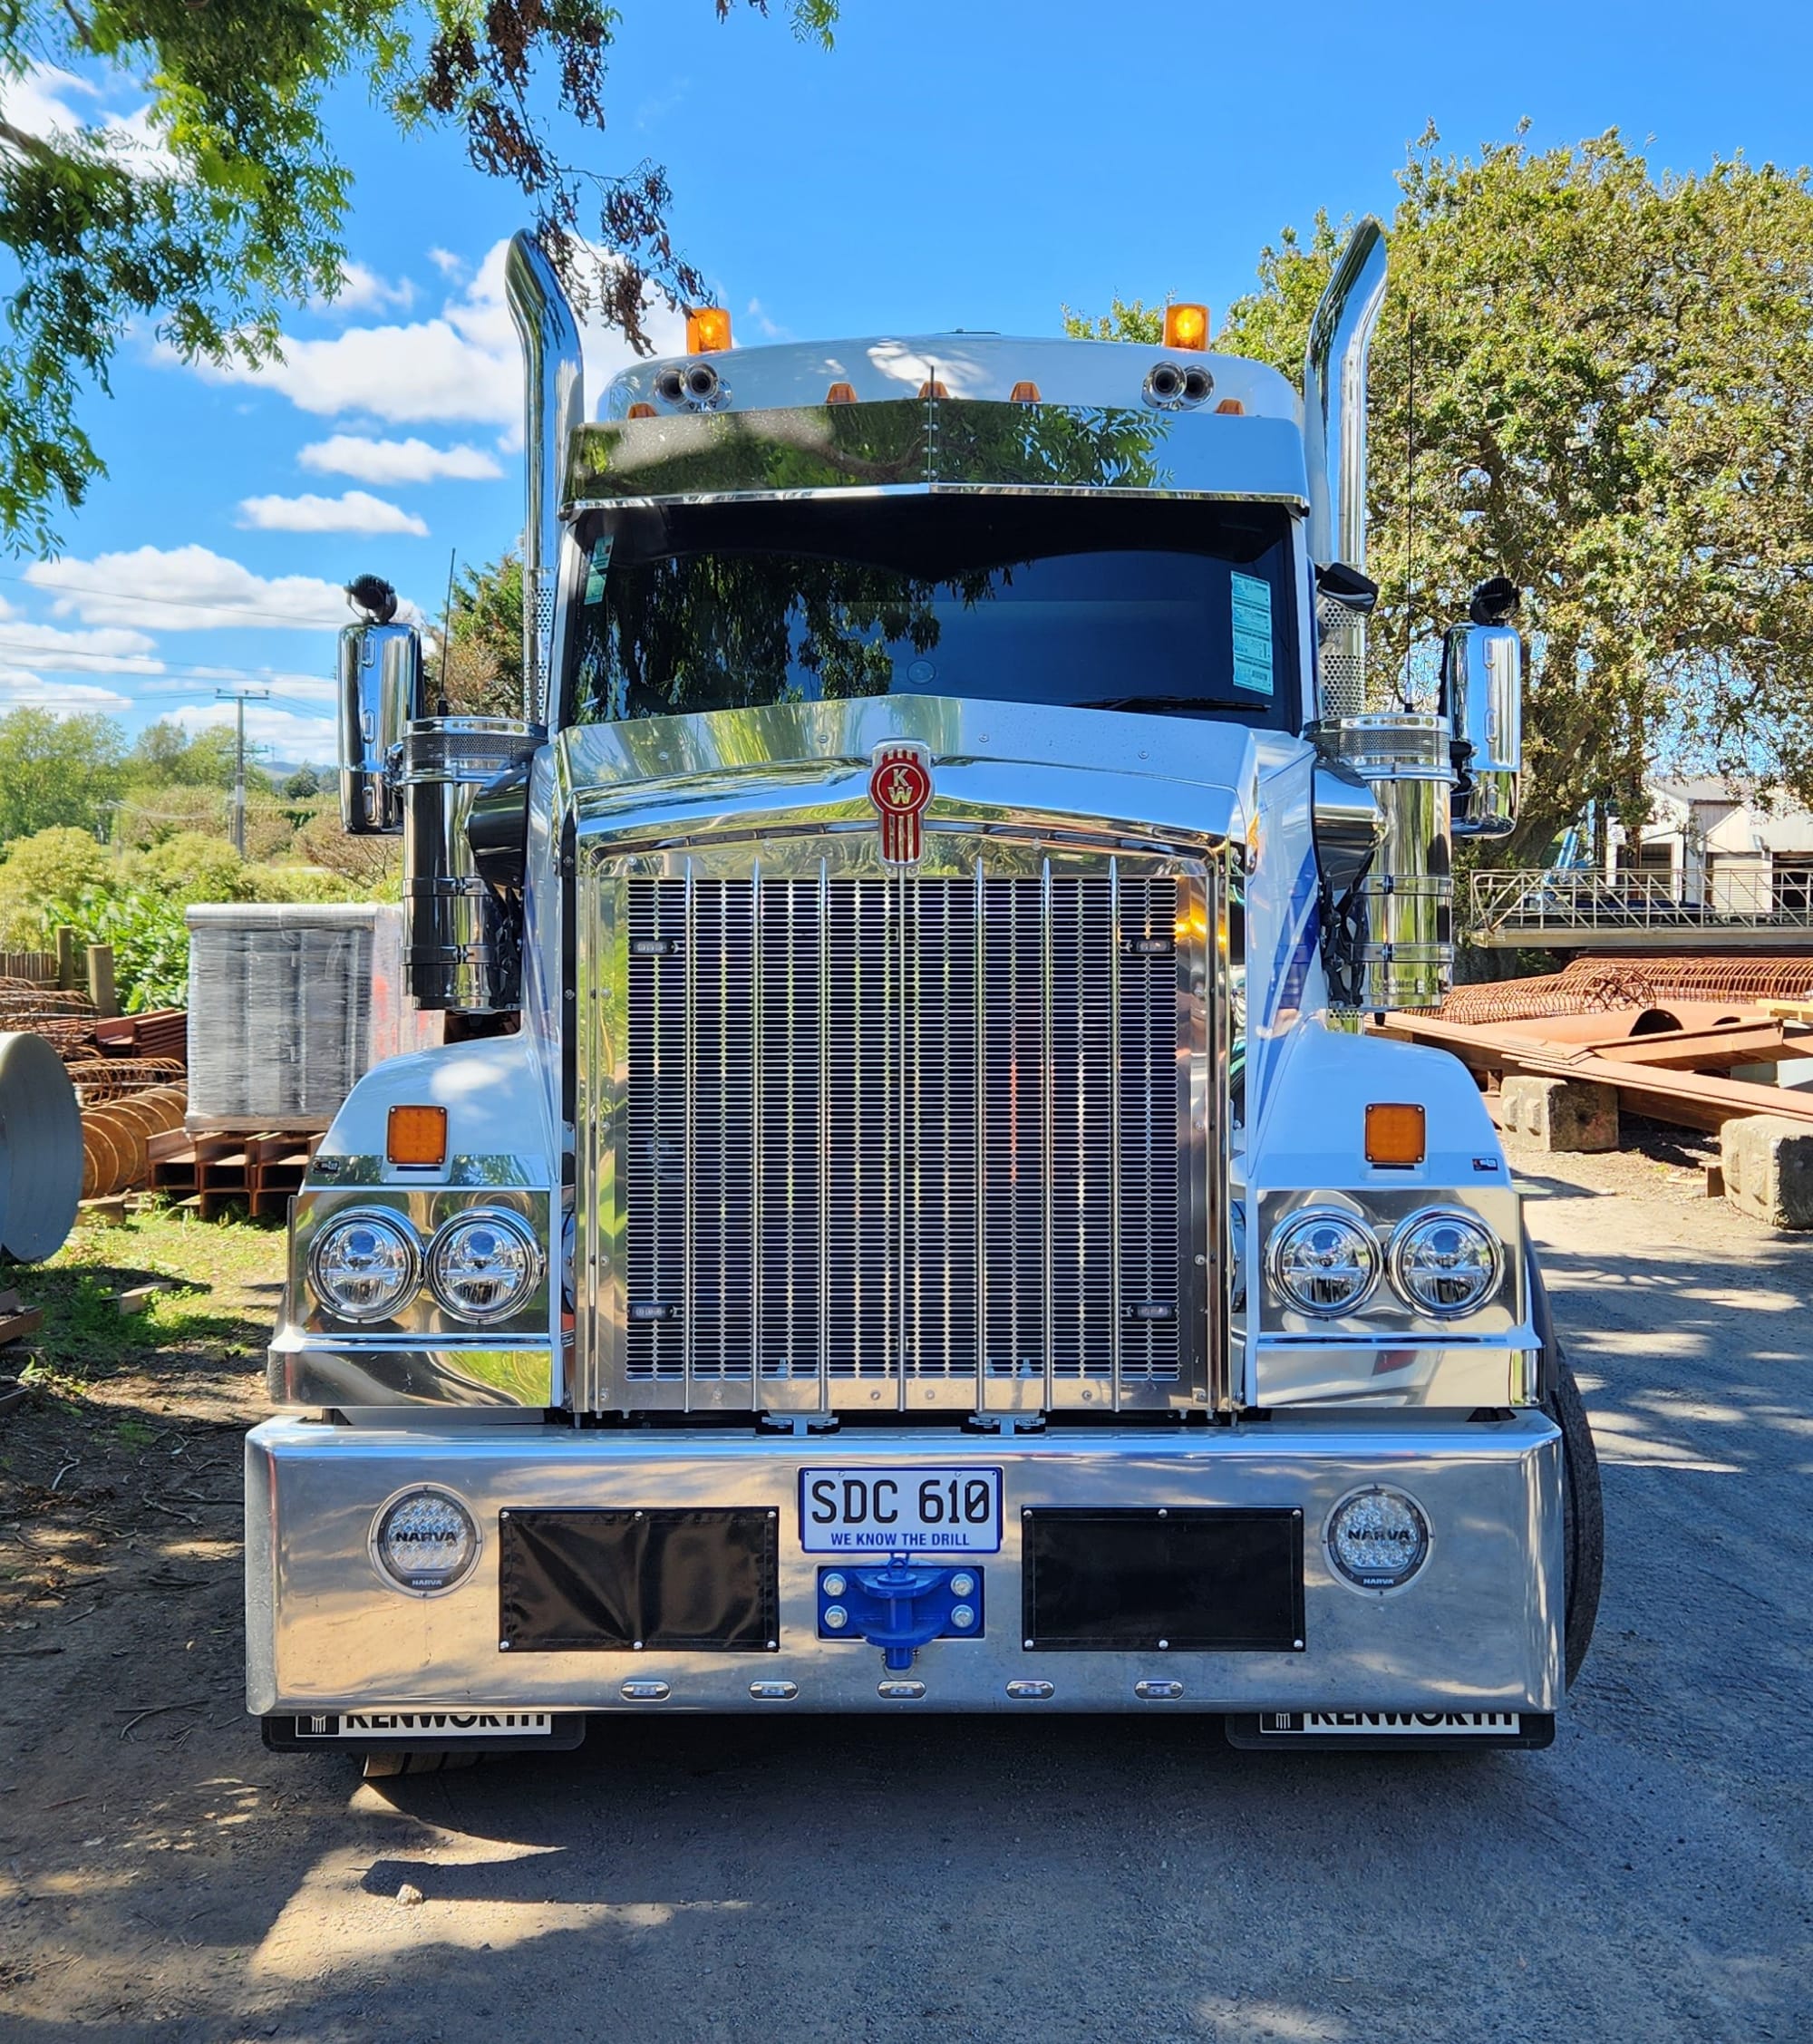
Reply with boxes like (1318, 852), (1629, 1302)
(1, 0), (839, 552)
(128, 828), (249, 903)
(0, 707), (124, 838)
(1073, 130), (1813, 848)
(280, 762), (323, 799)
(0, 822), (109, 943)
(130, 719), (269, 793)
(241, 863), (364, 904)
(56, 884), (189, 1011)
(438, 553), (526, 717)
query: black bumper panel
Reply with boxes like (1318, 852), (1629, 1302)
(499, 1506), (780, 1652)
(1022, 1506), (1304, 1652)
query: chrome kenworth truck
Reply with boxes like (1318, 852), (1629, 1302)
(251, 218), (1601, 1767)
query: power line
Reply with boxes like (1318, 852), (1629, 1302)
(0, 566), (359, 630)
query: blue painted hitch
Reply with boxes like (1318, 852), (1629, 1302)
(817, 1556), (985, 1671)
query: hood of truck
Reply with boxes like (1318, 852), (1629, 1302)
(553, 695), (1258, 851)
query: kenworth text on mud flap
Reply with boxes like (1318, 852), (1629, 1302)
(249, 218), (1603, 1767)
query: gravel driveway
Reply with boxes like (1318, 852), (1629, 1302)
(2, 1136), (1808, 2042)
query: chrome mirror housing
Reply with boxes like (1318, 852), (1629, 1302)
(1444, 579), (1523, 840)
(337, 576), (422, 836)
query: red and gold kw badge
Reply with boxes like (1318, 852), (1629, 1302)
(867, 741), (935, 867)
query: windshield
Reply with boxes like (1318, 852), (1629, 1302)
(564, 496), (1298, 728)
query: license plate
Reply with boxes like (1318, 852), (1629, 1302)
(799, 1466), (1003, 1555)
(296, 1711), (555, 1739)
(1259, 1711), (1521, 1738)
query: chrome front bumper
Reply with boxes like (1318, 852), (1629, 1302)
(245, 1415), (1563, 1717)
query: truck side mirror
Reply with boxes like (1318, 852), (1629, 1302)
(337, 576), (422, 837)
(1443, 578), (1522, 840)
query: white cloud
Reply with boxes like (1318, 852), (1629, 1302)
(0, 616), (161, 673)
(172, 238), (686, 426)
(0, 665), (133, 713)
(24, 545), (407, 633)
(0, 59), (177, 175)
(170, 702), (336, 755)
(330, 264), (416, 316)
(238, 489), (430, 537)
(428, 247), (466, 279)
(297, 434), (503, 486)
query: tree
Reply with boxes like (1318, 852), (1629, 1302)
(0, 705), (124, 841)
(1, 1), (838, 553)
(0, 821), (108, 942)
(1069, 131), (1813, 855)
(129, 719), (270, 793)
(435, 553), (527, 719)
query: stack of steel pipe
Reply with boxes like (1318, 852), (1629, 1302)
(81, 1083), (188, 1201)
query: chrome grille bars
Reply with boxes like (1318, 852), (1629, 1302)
(583, 836), (1215, 1418)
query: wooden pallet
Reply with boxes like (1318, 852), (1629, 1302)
(151, 1131), (322, 1220)
(0, 1286), (44, 1419)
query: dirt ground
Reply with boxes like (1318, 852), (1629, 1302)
(1, 1141), (1809, 2044)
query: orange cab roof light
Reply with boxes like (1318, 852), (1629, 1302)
(686, 306), (732, 354)
(626, 402), (657, 419)
(1009, 381), (1042, 404)
(825, 381), (858, 404)
(918, 378), (949, 400)
(1163, 302), (1210, 353)
(1364, 1102), (1427, 1168)
(387, 1103), (449, 1168)
(1214, 397), (1246, 415)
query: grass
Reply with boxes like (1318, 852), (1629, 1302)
(9, 1203), (287, 1392)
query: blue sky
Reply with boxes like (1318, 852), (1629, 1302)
(4, 0), (1810, 768)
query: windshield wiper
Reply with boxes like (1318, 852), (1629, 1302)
(1071, 694), (1219, 715)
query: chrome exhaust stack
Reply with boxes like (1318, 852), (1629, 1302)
(504, 231), (586, 729)
(1304, 217), (1389, 718)
(1304, 222), (1458, 1009)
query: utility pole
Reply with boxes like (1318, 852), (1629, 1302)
(216, 687), (270, 857)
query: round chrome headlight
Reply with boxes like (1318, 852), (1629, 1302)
(1388, 1207), (1500, 1317)
(308, 1208), (421, 1323)
(1326, 1485), (1430, 1593)
(1269, 1206), (1381, 1317)
(426, 1209), (542, 1323)
(371, 1487), (479, 1596)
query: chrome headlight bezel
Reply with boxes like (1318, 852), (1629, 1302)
(1266, 1205), (1382, 1319)
(1324, 1483), (1432, 1594)
(425, 1207), (545, 1325)
(1386, 1206), (1502, 1320)
(368, 1484), (481, 1597)
(306, 1206), (423, 1325)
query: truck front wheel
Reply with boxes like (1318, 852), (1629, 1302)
(1529, 1253), (1604, 1688)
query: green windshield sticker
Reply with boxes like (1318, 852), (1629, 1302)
(1230, 571), (1273, 695)
(584, 535), (612, 606)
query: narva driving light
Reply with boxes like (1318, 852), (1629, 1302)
(426, 1209), (542, 1323)
(307, 1209), (421, 1323)
(1327, 1486), (1430, 1592)
(371, 1487), (479, 1596)
(1388, 1207), (1500, 1317)
(1269, 1207), (1381, 1316)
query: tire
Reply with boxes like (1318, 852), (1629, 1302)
(1528, 1253), (1604, 1687)
(360, 1750), (480, 1779)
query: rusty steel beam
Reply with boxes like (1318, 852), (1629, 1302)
(1372, 1012), (1813, 1134)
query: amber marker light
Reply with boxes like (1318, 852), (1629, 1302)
(388, 1104), (449, 1168)
(685, 306), (732, 354)
(918, 378), (950, 400)
(1364, 1102), (1427, 1168)
(1009, 381), (1042, 404)
(1163, 303), (1210, 352)
(626, 402), (657, 419)
(1215, 397), (1246, 415)
(825, 381), (858, 404)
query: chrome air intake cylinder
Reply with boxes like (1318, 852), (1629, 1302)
(1310, 713), (1456, 1013)
(400, 718), (544, 1013)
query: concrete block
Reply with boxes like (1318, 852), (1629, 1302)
(1721, 1114), (1813, 1229)
(1500, 1075), (1620, 1152)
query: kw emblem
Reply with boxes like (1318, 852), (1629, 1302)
(868, 741), (935, 867)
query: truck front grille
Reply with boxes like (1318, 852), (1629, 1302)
(587, 849), (1209, 1414)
